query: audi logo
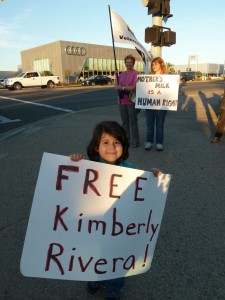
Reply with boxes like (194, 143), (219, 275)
(65, 46), (87, 56)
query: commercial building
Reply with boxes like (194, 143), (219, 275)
(21, 40), (147, 83)
(174, 63), (224, 77)
(21, 40), (224, 81)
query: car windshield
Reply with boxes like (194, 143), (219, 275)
(88, 76), (95, 80)
(181, 72), (195, 76)
(17, 72), (26, 77)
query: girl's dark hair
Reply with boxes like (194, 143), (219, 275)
(87, 121), (130, 163)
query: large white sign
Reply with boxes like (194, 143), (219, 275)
(136, 74), (180, 111)
(20, 153), (171, 281)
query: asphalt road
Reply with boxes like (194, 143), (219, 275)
(0, 80), (224, 134)
(1, 81), (225, 300)
(0, 86), (117, 133)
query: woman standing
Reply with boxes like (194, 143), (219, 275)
(115, 54), (139, 148)
(145, 57), (168, 151)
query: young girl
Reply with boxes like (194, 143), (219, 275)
(70, 121), (162, 300)
(144, 57), (168, 151)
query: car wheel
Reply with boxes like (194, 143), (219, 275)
(13, 82), (22, 90)
(91, 82), (95, 86)
(47, 81), (55, 88)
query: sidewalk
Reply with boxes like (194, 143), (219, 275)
(1, 92), (225, 300)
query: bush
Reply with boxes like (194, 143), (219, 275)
(42, 70), (53, 76)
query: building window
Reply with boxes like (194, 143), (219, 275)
(32, 59), (52, 73)
(82, 57), (144, 77)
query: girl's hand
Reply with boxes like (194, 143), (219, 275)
(69, 154), (85, 162)
(150, 168), (162, 177)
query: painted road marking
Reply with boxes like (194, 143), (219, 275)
(0, 96), (74, 113)
(0, 115), (21, 124)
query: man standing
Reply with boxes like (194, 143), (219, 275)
(211, 85), (225, 143)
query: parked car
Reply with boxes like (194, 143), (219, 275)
(180, 71), (196, 82)
(0, 78), (6, 88)
(4, 71), (60, 90)
(82, 75), (112, 86)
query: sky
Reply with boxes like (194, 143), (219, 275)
(0, 0), (225, 71)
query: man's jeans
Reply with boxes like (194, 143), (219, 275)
(146, 109), (167, 144)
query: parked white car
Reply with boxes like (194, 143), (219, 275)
(4, 71), (60, 90)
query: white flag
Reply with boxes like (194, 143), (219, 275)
(110, 8), (152, 68)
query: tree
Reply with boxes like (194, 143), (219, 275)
(13, 71), (20, 77)
(64, 69), (72, 84)
(196, 71), (202, 78)
(42, 70), (53, 76)
(165, 62), (175, 73)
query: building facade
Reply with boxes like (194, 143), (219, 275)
(21, 40), (147, 83)
(174, 63), (224, 77)
(21, 41), (224, 81)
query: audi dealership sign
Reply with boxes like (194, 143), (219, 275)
(65, 46), (87, 56)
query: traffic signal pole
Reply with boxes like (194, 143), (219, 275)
(151, 13), (162, 58)
(142, 0), (175, 60)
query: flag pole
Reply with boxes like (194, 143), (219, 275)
(108, 5), (119, 83)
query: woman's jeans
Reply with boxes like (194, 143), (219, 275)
(146, 109), (167, 144)
(119, 104), (139, 144)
